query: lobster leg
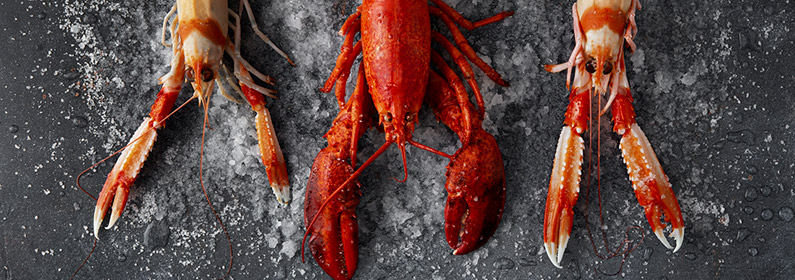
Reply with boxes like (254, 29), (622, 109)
(425, 71), (506, 255)
(430, 51), (475, 142)
(305, 64), (374, 280)
(221, 6), (293, 203)
(321, 14), (362, 108)
(235, 66), (291, 204)
(428, 7), (511, 87)
(431, 31), (484, 117)
(611, 56), (684, 252)
(428, 0), (514, 30)
(543, 3), (584, 90)
(238, 0), (295, 66)
(543, 66), (591, 267)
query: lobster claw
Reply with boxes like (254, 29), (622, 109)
(304, 148), (359, 280)
(443, 129), (506, 255)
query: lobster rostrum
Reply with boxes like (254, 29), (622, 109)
(542, 0), (684, 268)
(85, 0), (295, 241)
(303, 0), (513, 278)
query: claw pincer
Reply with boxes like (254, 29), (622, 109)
(426, 72), (505, 255)
(305, 149), (360, 280)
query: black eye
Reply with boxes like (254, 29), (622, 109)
(186, 67), (195, 81)
(585, 59), (596, 73)
(384, 113), (393, 122)
(405, 114), (412, 122)
(200, 68), (214, 82)
(603, 62), (613, 75)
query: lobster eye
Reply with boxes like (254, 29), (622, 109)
(186, 67), (195, 82)
(603, 62), (613, 75)
(585, 59), (596, 73)
(200, 68), (214, 82)
(384, 113), (393, 123)
(405, 114), (412, 122)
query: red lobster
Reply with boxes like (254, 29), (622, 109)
(303, 1), (512, 279)
(542, 0), (684, 268)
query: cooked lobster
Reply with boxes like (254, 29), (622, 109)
(302, 0), (513, 279)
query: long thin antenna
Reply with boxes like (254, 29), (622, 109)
(302, 141), (392, 262)
(198, 94), (234, 279)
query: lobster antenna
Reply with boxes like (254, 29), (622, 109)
(408, 139), (452, 159)
(302, 141), (392, 262)
(197, 90), (234, 279)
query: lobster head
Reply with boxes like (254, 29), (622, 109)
(582, 32), (620, 94)
(181, 30), (224, 103)
(577, 0), (630, 94)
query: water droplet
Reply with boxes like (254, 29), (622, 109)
(642, 247), (653, 260)
(518, 258), (537, 267)
(73, 202), (81, 211)
(143, 220), (170, 250)
(742, 206), (754, 215)
(36, 12), (46, 20)
(684, 252), (696, 260)
(63, 71), (79, 81)
(778, 207), (794, 222)
(117, 254), (127, 262)
(737, 228), (750, 242)
(748, 247), (758, 256)
(746, 165), (758, 175)
(493, 257), (515, 269)
(744, 187), (758, 202)
(732, 112), (743, 124)
(726, 129), (755, 144)
(83, 13), (97, 24)
(759, 186), (772, 197)
(761, 208), (774, 221)
(72, 116), (88, 128)
(8, 125), (19, 133)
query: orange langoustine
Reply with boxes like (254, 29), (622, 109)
(302, 0), (513, 279)
(543, 0), (684, 268)
(75, 0), (293, 278)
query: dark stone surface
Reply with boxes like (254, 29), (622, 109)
(0, 0), (793, 279)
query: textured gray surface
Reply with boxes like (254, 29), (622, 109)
(1, 0), (794, 279)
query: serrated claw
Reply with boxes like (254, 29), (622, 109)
(672, 227), (684, 252)
(543, 126), (584, 268)
(92, 118), (157, 239)
(619, 123), (685, 252)
(443, 129), (505, 255)
(653, 226), (685, 253)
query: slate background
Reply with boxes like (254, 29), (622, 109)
(1, 0), (794, 279)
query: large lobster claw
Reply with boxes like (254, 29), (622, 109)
(304, 148), (360, 280)
(444, 129), (506, 255)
